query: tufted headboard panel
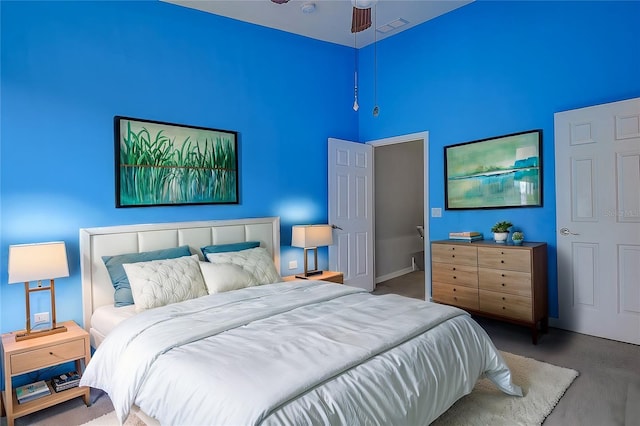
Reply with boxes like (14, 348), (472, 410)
(79, 217), (280, 332)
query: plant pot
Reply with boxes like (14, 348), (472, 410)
(512, 240), (523, 245)
(493, 232), (509, 243)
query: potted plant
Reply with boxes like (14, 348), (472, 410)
(491, 221), (513, 243)
(511, 231), (524, 245)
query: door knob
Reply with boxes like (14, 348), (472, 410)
(560, 227), (579, 236)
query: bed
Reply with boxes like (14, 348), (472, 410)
(79, 217), (522, 425)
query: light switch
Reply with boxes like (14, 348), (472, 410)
(431, 207), (442, 218)
(288, 260), (298, 270)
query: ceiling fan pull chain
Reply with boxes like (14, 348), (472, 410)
(372, 3), (379, 117)
(353, 31), (359, 111)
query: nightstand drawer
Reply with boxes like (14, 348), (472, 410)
(11, 339), (86, 374)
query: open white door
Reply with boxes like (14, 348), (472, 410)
(554, 97), (640, 345)
(328, 138), (375, 291)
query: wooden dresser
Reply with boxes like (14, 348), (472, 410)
(431, 240), (548, 344)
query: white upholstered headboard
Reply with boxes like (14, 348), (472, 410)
(79, 217), (280, 332)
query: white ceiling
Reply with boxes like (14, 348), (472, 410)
(163, 0), (473, 48)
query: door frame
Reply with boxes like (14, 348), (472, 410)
(367, 131), (430, 300)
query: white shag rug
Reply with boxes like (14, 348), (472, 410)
(81, 351), (577, 426)
(433, 351), (579, 425)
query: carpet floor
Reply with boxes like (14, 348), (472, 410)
(76, 351), (577, 426)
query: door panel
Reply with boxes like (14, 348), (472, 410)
(554, 97), (640, 345)
(328, 138), (374, 291)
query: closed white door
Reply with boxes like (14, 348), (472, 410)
(554, 97), (640, 345)
(328, 138), (374, 291)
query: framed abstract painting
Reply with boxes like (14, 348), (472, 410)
(445, 130), (542, 210)
(115, 116), (238, 207)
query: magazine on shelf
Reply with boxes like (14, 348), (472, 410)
(52, 371), (81, 392)
(448, 231), (482, 237)
(449, 234), (484, 242)
(16, 380), (51, 403)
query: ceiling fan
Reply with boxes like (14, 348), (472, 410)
(270, 0), (377, 33)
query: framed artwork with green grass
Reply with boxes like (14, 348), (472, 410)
(115, 116), (238, 207)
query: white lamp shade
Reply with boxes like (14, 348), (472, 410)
(291, 225), (333, 249)
(8, 241), (69, 284)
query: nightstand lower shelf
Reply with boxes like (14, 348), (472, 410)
(4, 381), (89, 419)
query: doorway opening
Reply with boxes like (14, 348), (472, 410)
(368, 132), (429, 300)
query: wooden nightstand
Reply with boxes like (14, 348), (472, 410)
(1, 320), (91, 426)
(283, 271), (344, 284)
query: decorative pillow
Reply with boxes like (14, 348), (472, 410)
(199, 262), (256, 294)
(200, 241), (260, 260)
(123, 255), (208, 313)
(205, 247), (281, 287)
(103, 245), (192, 307)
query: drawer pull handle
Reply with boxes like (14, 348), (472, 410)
(501, 252), (504, 255)
(501, 274), (505, 277)
(453, 288), (456, 292)
(501, 260), (504, 263)
(454, 297), (458, 301)
(50, 352), (53, 355)
(452, 255), (455, 258)
(453, 276), (457, 279)
(452, 267), (456, 271)
(501, 283), (505, 287)
(502, 297), (506, 301)
(502, 306), (506, 310)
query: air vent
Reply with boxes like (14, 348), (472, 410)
(376, 18), (408, 34)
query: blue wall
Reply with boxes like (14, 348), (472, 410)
(1, 0), (639, 333)
(356, 0), (640, 317)
(0, 0), (356, 333)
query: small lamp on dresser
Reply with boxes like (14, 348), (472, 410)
(291, 225), (333, 279)
(8, 241), (70, 341)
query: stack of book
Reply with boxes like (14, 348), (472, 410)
(449, 231), (484, 242)
(16, 380), (51, 404)
(52, 371), (81, 393)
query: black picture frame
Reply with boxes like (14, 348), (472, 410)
(444, 130), (543, 210)
(115, 116), (239, 208)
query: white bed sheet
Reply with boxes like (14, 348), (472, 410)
(89, 304), (136, 348)
(82, 281), (521, 425)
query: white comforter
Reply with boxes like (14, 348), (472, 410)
(81, 281), (521, 425)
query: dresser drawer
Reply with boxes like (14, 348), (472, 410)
(477, 247), (531, 272)
(478, 268), (532, 297)
(11, 339), (86, 374)
(479, 290), (532, 322)
(432, 263), (478, 288)
(432, 282), (479, 311)
(431, 244), (477, 266)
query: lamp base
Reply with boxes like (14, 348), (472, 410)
(14, 325), (67, 341)
(295, 269), (324, 279)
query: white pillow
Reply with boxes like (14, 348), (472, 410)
(123, 254), (208, 312)
(199, 262), (256, 294)
(205, 247), (281, 288)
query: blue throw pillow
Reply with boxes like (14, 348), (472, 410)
(102, 245), (192, 307)
(200, 241), (260, 261)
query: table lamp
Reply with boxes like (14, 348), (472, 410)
(8, 241), (70, 341)
(291, 225), (333, 278)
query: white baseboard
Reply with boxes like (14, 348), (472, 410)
(376, 267), (415, 284)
